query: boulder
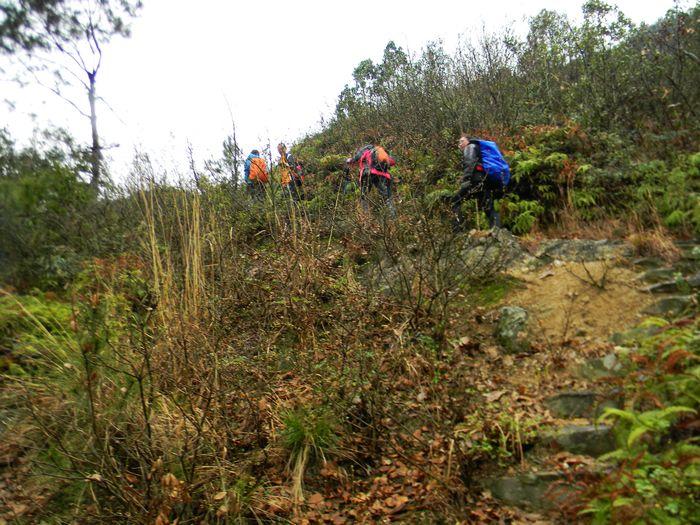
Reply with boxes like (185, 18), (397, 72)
(460, 228), (534, 275)
(495, 306), (530, 353)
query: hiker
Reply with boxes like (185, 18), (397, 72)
(346, 143), (396, 216)
(244, 149), (269, 199)
(451, 134), (510, 230)
(278, 143), (302, 201)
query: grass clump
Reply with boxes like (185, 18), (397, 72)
(281, 407), (338, 502)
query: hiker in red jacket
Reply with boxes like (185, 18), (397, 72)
(346, 144), (396, 217)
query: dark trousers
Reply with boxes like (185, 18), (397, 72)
(341, 176), (355, 194)
(249, 181), (266, 200)
(361, 172), (396, 217)
(451, 173), (501, 229)
(290, 178), (303, 201)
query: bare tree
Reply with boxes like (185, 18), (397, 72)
(1, 0), (142, 187)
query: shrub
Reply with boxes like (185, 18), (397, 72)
(580, 316), (700, 523)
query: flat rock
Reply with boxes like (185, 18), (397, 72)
(687, 273), (700, 288)
(675, 241), (700, 261)
(545, 391), (621, 419)
(674, 239), (700, 249)
(632, 256), (665, 269)
(485, 471), (573, 510)
(644, 273), (700, 294)
(578, 352), (626, 380)
(644, 281), (682, 294)
(544, 424), (616, 457)
(610, 326), (660, 345)
(636, 268), (676, 284)
(461, 228), (534, 274)
(642, 295), (696, 317)
(535, 239), (632, 262)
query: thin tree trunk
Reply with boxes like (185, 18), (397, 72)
(232, 126), (240, 190)
(88, 71), (101, 188)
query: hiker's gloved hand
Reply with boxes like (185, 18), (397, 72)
(459, 181), (474, 193)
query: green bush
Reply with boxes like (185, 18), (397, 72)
(633, 153), (700, 234)
(501, 196), (545, 234)
(0, 293), (73, 374)
(582, 316), (700, 523)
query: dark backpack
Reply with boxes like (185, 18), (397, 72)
(472, 139), (511, 187)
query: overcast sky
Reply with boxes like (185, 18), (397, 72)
(0, 0), (685, 181)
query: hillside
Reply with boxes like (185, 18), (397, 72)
(1, 1), (699, 524)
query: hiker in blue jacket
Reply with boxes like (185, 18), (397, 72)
(244, 149), (268, 199)
(451, 134), (503, 230)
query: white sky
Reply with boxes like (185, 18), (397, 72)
(0, 0), (684, 181)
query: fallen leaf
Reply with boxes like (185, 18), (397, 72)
(213, 491), (227, 501)
(124, 472), (138, 483)
(307, 492), (324, 506)
(331, 513), (347, 524)
(8, 502), (28, 516)
(483, 346), (500, 360)
(484, 390), (508, 403)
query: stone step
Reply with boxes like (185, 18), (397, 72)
(485, 471), (575, 510)
(535, 239), (632, 262)
(578, 352), (625, 380)
(643, 273), (700, 294)
(642, 295), (697, 317)
(541, 424), (616, 457)
(675, 260), (700, 275)
(676, 242), (700, 261)
(636, 267), (677, 284)
(674, 239), (700, 249)
(632, 256), (665, 269)
(545, 390), (622, 419)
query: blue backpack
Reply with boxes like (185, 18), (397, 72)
(473, 139), (511, 187)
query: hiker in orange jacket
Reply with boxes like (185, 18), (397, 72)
(278, 143), (302, 201)
(346, 143), (396, 216)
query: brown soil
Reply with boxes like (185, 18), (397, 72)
(508, 261), (654, 344)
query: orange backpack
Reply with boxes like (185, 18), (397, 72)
(373, 146), (390, 165)
(250, 157), (269, 183)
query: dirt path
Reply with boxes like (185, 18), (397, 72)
(509, 260), (654, 343)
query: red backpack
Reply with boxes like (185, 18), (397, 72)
(360, 146), (394, 180)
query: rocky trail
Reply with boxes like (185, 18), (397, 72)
(471, 233), (699, 520)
